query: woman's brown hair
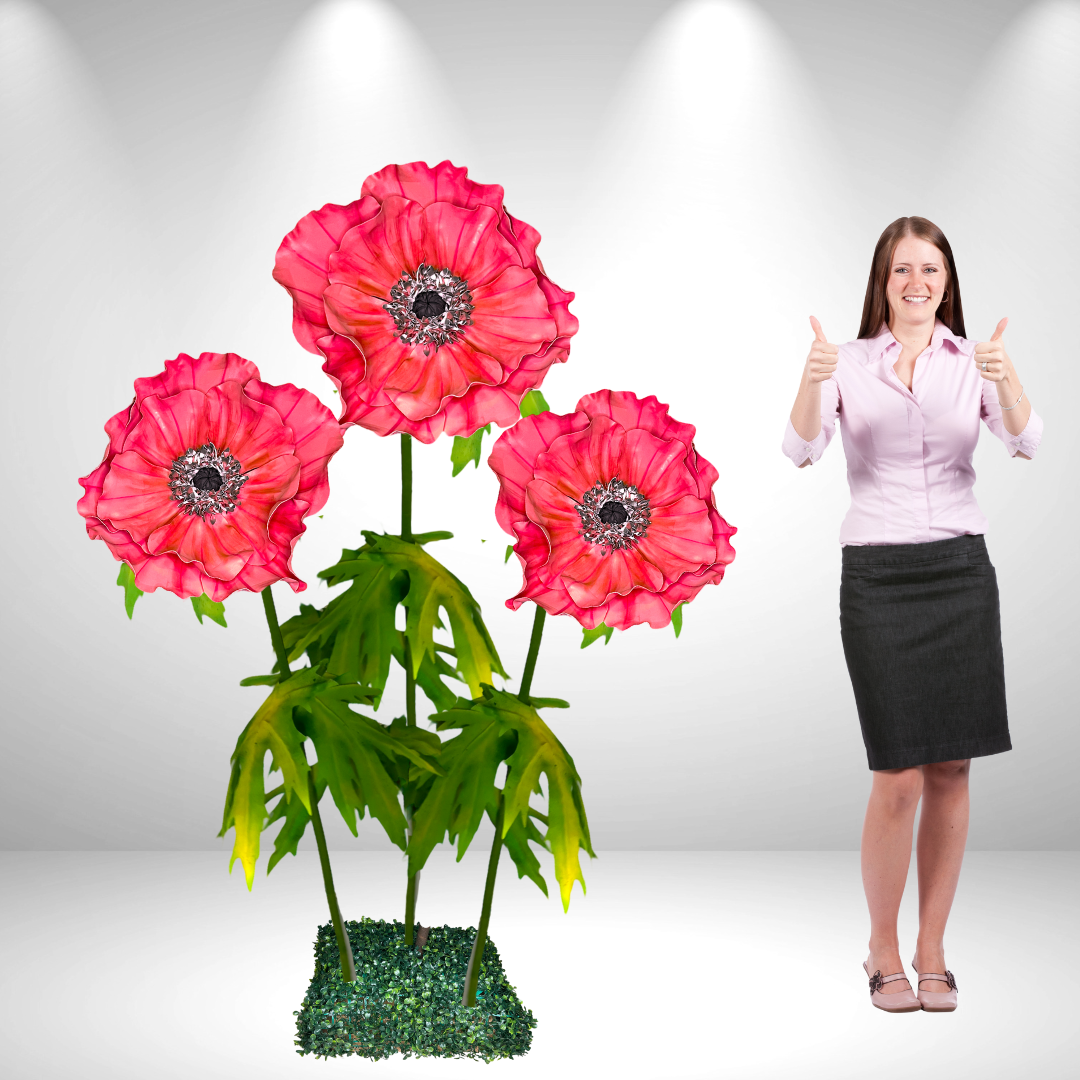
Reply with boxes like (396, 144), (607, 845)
(857, 216), (966, 339)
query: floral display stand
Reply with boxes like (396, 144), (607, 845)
(76, 160), (736, 1062)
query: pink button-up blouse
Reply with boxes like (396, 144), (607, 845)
(781, 320), (1043, 546)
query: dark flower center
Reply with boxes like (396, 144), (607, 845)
(384, 263), (474, 356)
(192, 466), (224, 492)
(411, 291), (447, 319)
(168, 442), (247, 524)
(577, 479), (651, 552)
(598, 501), (628, 525)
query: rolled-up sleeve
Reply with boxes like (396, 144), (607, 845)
(782, 377), (839, 466)
(981, 381), (1043, 458)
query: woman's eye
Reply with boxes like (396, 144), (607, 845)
(894, 267), (907, 273)
(924, 267), (937, 273)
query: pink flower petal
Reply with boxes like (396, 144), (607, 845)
(97, 450), (178, 541)
(204, 381), (293, 472)
(274, 199), (379, 354)
(127, 390), (212, 468)
(383, 339), (504, 421)
(362, 159), (505, 213)
(531, 417), (625, 506)
(244, 378), (344, 515)
(327, 196), (426, 299)
(488, 410), (588, 535)
(423, 202), (520, 291)
(134, 353), (259, 403)
(466, 266), (559, 360)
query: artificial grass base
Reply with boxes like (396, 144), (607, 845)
(294, 917), (537, 1061)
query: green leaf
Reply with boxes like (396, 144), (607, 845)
(116, 562), (143, 619)
(411, 530), (454, 545)
(191, 593), (227, 627)
(280, 535), (506, 710)
(450, 424), (491, 477)
(279, 560), (407, 706)
(491, 688), (595, 911)
(406, 707), (514, 878)
(528, 697), (570, 709)
(518, 389), (550, 417)
(581, 623), (614, 649)
(265, 770), (324, 876)
(671, 602), (685, 638)
(219, 668), (438, 887)
(504, 545), (514, 564)
(293, 689), (442, 850)
(238, 674), (281, 687)
(218, 669), (320, 889)
(420, 687), (594, 910)
(494, 800), (550, 898)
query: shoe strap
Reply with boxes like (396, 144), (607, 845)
(917, 970), (957, 991)
(868, 969), (910, 994)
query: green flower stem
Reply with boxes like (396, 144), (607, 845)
(400, 431), (421, 945)
(462, 789), (505, 1007)
(308, 766), (357, 983)
(461, 606), (548, 1005)
(518, 605), (547, 702)
(261, 585), (291, 676)
(262, 585), (355, 982)
(400, 432), (413, 542)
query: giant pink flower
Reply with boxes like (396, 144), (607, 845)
(77, 352), (344, 601)
(489, 390), (736, 631)
(273, 159), (577, 442)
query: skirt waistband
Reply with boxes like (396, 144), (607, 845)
(842, 533), (986, 566)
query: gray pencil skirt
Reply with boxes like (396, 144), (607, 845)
(839, 533), (1012, 771)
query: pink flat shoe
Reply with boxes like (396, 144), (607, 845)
(863, 959), (920, 1012)
(912, 959), (958, 1012)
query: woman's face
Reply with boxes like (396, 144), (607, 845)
(886, 234), (948, 332)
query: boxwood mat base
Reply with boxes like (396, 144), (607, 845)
(294, 917), (537, 1061)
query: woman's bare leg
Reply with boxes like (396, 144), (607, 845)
(862, 767), (923, 992)
(913, 759), (970, 990)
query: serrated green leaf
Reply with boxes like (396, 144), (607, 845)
(366, 533), (507, 697)
(239, 674), (281, 687)
(191, 593), (227, 627)
(218, 669), (320, 889)
(450, 425), (491, 477)
(485, 688), (595, 910)
(116, 562), (143, 619)
(280, 536), (506, 709)
(265, 770), (325, 876)
(219, 668), (434, 887)
(406, 709), (514, 878)
(423, 687), (594, 910)
(671, 602), (684, 638)
(493, 800), (550, 897)
(294, 691), (441, 850)
(279, 560), (406, 705)
(391, 633), (463, 713)
(518, 389), (550, 417)
(504, 545), (514, 564)
(581, 623), (614, 649)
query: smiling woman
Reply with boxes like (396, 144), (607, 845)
(782, 214), (1043, 1015)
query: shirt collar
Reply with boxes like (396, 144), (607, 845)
(864, 320), (963, 363)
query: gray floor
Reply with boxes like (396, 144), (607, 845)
(1, 851), (1075, 1078)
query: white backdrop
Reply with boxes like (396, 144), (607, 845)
(1, 0), (1076, 857)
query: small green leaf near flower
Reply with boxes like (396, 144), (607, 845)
(191, 593), (227, 626)
(450, 424), (491, 476)
(518, 389), (550, 417)
(580, 623), (614, 649)
(116, 562), (143, 619)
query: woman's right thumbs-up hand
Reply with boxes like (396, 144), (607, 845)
(806, 316), (839, 383)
